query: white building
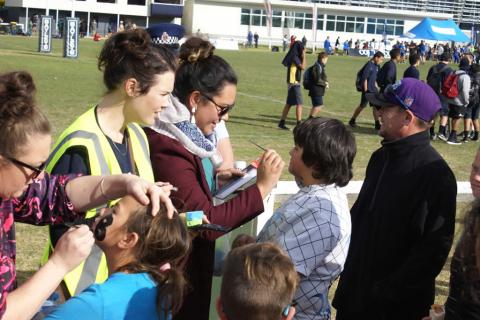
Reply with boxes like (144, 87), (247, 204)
(3, 0), (184, 36)
(183, 0), (454, 48)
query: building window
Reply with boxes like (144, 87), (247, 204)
(366, 17), (405, 36)
(127, 0), (145, 4)
(317, 15), (324, 30)
(294, 12), (304, 29)
(272, 10), (282, 27)
(240, 8), (250, 25)
(97, 0), (116, 3)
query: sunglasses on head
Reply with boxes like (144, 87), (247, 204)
(199, 92), (235, 117)
(384, 85), (411, 111)
(6, 156), (46, 180)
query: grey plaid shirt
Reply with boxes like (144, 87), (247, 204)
(257, 184), (351, 320)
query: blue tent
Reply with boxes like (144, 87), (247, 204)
(403, 17), (470, 42)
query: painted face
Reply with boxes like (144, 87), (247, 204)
(95, 196), (141, 249)
(127, 71), (175, 126)
(288, 144), (309, 180)
(195, 83), (237, 136)
(0, 133), (51, 199)
(377, 105), (406, 140)
(470, 151), (480, 199)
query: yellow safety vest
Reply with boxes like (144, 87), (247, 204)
(40, 106), (154, 296)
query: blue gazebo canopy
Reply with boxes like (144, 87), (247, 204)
(403, 17), (470, 42)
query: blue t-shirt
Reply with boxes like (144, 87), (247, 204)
(46, 273), (170, 320)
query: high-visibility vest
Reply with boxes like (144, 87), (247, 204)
(40, 106), (154, 296)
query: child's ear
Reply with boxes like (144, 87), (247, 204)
(118, 232), (139, 250)
(216, 297), (228, 320)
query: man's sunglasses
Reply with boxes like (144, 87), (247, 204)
(6, 156), (46, 179)
(199, 92), (235, 117)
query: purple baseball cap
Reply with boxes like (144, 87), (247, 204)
(366, 78), (441, 122)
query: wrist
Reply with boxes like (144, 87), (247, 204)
(46, 254), (70, 277)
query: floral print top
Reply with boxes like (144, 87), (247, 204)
(0, 173), (79, 318)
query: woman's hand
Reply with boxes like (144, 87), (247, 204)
(216, 168), (245, 186)
(256, 149), (284, 199)
(125, 177), (176, 218)
(49, 225), (95, 275)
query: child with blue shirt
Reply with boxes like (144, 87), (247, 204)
(257, 118), (356, 320)
(46, 196), (191, 320)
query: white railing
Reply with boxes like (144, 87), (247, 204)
(257, 180), (472, 235)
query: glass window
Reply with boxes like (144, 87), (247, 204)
(368, 17), (376, 23)
(241, 8), (250, 14)
(355, 23), (364, 33)
(346, 22), (355, 32)
(337, 15), (346, 21)
(272, 17), (282, 27)
(326, 20), (335, 31)
(295, 17), (303, 29)
(386, 24), (394, 35)
(395, 20), (404, 25)
(386, 19), (395, 24)
(261, 16), (267, 27)
(304, 19), (312, 29)
(395, 26), (404, 35)
(295, 12), (304, 18)
(305, 13), (312, 19)
(241, 14), (250, 25)
(375, 24), (385, 34)
(284, 17), (293, 28)
(377, 18), (385, 24)
(252, 15), (261, 26)
(252, 9), (261, 15)
(327, 15), (335, 20)
(317, 19), (324, 30)
(347, 16), (355, 22)
(356, 17), (365, 22)
(367, 24), (375, 34)
(273, 10), (282, 16)
(336, 21), (345, 31)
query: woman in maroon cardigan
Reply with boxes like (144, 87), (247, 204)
(145, 37), (284, 320)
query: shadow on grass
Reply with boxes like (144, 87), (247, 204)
(16, 270), (36, 284)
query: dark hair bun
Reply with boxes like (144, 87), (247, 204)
(179, 37), (215, 63)
(0, 71), (36, 118)
(99, 29), (152, 71)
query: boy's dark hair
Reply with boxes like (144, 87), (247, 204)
(220, 242), (298, 320)
(373, 51), (385, 59)
(293, 117), (356, 187)
(409, 53), (420, 66)
(390, 48), (401, 60)
(439, 52), (451, 62)
(317, 52), (328, 61)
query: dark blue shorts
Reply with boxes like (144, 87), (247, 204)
(286, 85), (303, 106)
(311, 95), (324, 107)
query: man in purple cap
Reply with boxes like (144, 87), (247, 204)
(333, 78), (457, 319)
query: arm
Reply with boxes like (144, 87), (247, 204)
(215, 121), (234, 171)
(3, 226), (94, 320)
(386, 62), (396, 84)
(315, 65), (327, 87)
(147, 132), (283, 240)
(361, 64), (371, 92)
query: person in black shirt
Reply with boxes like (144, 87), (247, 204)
(377, 48), (401, 93)
(403, 53), (420, 79)
(348, 51), (384, 130)
(308, 52), (329, 118)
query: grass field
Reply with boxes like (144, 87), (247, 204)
(0, 35), (475, 318)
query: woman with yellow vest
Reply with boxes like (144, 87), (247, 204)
(42, 29), (177, 298)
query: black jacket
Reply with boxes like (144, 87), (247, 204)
(308, 62), (327, 97)
(377, 60), (397, 92)
(333, 131), (457, 319)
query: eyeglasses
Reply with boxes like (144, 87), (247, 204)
(6, 156), (46, 179)
(384, 85), (411, 111)
(199, 92), (235, 117)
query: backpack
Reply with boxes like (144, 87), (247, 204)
(427, 64), (448, 94)
(441, 72), (461, 99)
(376, 62), (389, 88)
(302, 65), (315, 90)
(355, 63), (368, 92)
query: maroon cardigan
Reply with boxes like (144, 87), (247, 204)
(144, 128), (264, 320)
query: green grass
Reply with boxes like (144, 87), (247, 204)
(1, 35), (474, 318)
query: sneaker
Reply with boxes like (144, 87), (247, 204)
(348, 119), (357, 128)
(473, 132), (479, 141)
(437, 133), (448, 142)
(469, 131), (476, 139)
(278, 123), (290, 130)
(447, 137), (462, 145)
(462, 136), (470, 143)
(457, 131), (465, 139)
